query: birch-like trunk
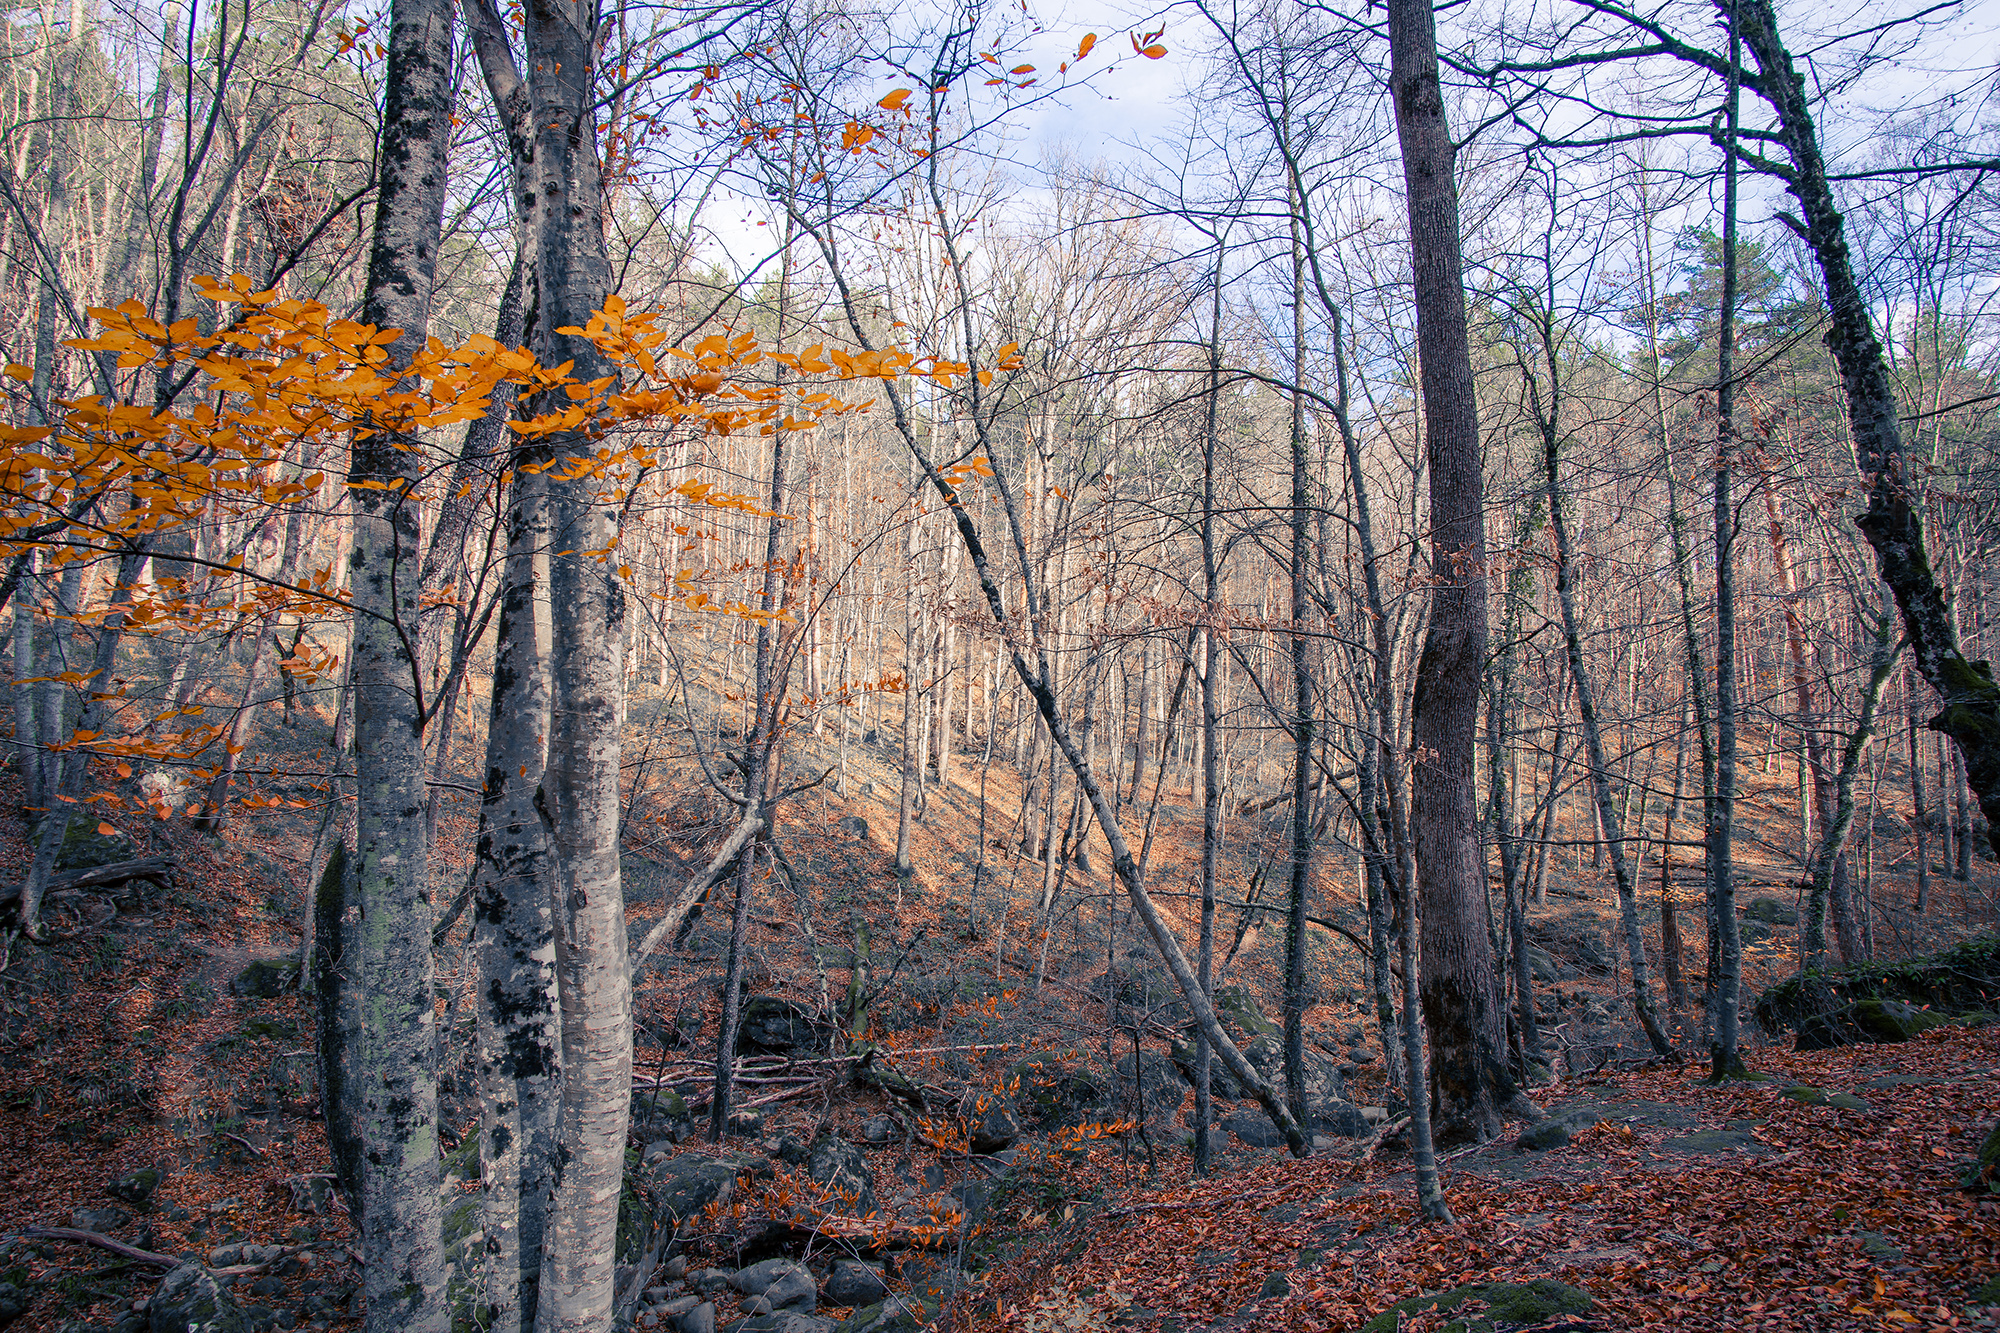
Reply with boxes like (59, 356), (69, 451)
(346, 0), (455, 1321)
(527, 0), (632, 1322)
(474, 465), (558, 1333)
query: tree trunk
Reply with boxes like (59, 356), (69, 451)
(1282, 175), (1316, 1130)
(1536, 386), (1671, 1056)
(1728, 0), (2000, 862)
(527, 0), (633, 1321)
(347, 0), (456, 1318)
(1386, 0), (1515, 1149)
(473, 463), (558, 1333)
(1707, 6), (1747, 1079)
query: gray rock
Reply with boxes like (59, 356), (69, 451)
(860, 1116), (894, 1145)
(1114, 1050), (1186, 1124)
(57, 814), (135, 871)
(733, 1261), (815, 1312)
(1221, 1111), (1287, 1149)
(1742, 897), (1799, 926)
(688, 1269), (734, 1297)
(966, 1096), (1019, 1154)
(108, 1167), (166, 1208)
(0, 1282), (25, 1327)
(1796, 999), (1952, 1051)
(677, 1301), (717, 1333)
(650, 1158), (740, 1226)
(806, 1135), (876, 1215)
(766, 1133), (809, 1166)
(830, 1298), (931, 1333)
(1091, 966), (1190, 1032)
(72, 1207), (128, 1232)
(1213, 984), (1279, 1041)
(228, 960), (297, 999)
(1305, 1098), (1370, 1139)
(1007, 1055), (1108, 1130)
(823, 1261), (888, 1307)
(1515, 1108), (1602, 1152)
(1241, 1033), (1347, 1107)
(734, 1316), (834, 1333)
(149, 1264), (247, 1333)
(836, 816), (869, 840)
(736, 997), (826, 1055)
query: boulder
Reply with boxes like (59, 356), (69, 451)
(1090, 965), (1190, 1032)
(805, 1135), (876, 1215)
(1113, 1051), (1186, 1124)
(964, 1095), (1019, 1154)
(733, 1260), (816, 1313)
(1307, 1098), (1370, 1139)
(0, 1283), (24, 1329)
(831, 1298), (931, 1333)
(1007, 1055), (1108, 1129)
(836, 816), (869, 840)
(648, 1156), (740, 1226)
(1515, 1108), (1602, 1152)
(1743, 896), (1799, 926)
(228, 959), (297, 999)
(1964, 1119), (2000, 1193)
(860, 1116), (894, 1145)
(148, 1264), (246, 1333)
(1221, 1111), (1287, 1149)
(1796, 998), (1952, 1051)
(678, 1301), (718, 1333)
(1241, 1033), (1347, 1106)
(57, 815), (134, 871)
(1168, 1036), (1244, 1101)
(1213, 984), (1278, 1041)
(823, 1261), (888, 1307)
(71, 1207), (127, 1232)
(107, 1167), (165, 1208)
(736, 997), (827, 1055)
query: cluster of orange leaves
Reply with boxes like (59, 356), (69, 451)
(0, 273), (1021, 815)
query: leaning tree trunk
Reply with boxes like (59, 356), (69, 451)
(527, 0), (633, 1322)
(1386, 0), (1515, 1152)
(345, 0), (456, 1320)
(1729, 0), (2000, 859)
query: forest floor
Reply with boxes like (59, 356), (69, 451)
(1, 675), (1998, 1332)
(971, 1027), (2000, 1333)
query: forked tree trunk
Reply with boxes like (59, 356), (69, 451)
(1386, 0), (1515, 1152)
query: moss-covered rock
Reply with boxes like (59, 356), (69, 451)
(1964, 1120), (2000, 1193)
(1758, 933), (2000, 1035)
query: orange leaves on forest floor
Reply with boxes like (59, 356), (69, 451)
(973, 1027), (2000, 1333)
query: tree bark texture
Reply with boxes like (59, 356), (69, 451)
(1386, 0), (1514, 1144)
(1725, 0), (2000, 859)
(527, 0), (632, 1322)
(347, 0), (456, 1319)
(474, 465), (558, 1333)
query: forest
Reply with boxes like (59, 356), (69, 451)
(0, 0), (1995, 1329)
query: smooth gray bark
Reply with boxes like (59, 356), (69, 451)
(474, 464), (559, 1333)
(527, 0), (633, 1322)
(348, 0), (456, 1320)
